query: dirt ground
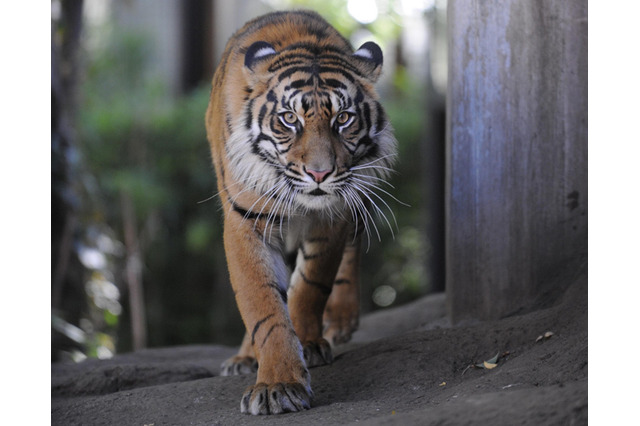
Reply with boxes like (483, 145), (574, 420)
(51, 268), (587, 425)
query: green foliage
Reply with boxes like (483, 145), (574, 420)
(72, 3), (438, 354)
(186, 218), (219, 253)
(75, 25), (233, 354)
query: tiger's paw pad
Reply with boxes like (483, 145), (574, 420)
(220, 356), (258, 376)
(302, 339), (333, 368)
(240, 382), (312, 415)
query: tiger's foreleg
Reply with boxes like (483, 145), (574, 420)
(288, 222), (349, 367)
(222, 208), (312, 415)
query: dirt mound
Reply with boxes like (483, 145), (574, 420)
(52, 271), (586, 425)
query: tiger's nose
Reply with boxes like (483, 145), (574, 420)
(304, 167), (332, 183)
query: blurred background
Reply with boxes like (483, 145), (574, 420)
(51, 0), (447, 362)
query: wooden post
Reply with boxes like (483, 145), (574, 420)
(446, 0), (587, 322)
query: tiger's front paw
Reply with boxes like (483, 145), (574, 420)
(220, 355), (258, 376)
(240, 382), (312, 415)
(302, 338), (333, 368)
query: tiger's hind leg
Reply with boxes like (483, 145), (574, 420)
(288, 223), (349, 368)
(323, 229), (361, 346)
(220, 331), (257, 376)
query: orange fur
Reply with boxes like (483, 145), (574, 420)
(205, 10), (396, 415)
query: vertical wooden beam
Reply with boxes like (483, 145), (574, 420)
(446, 0), (587, 321)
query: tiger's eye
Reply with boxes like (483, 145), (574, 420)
(282, 112), (298, 125)
(336, 112), (351, 125)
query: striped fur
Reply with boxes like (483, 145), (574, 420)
(205, 11), (397, 415)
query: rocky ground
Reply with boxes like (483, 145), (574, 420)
(52, 269), (587, 425)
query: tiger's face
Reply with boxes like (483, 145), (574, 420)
(226, 41), (396, 216)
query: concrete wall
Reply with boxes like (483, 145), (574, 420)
(446, 0), (587, 321)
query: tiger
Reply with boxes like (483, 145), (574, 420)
(204, 10), (397, 415)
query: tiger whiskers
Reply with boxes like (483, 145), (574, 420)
(277, 183), (299, 241)
(338, 187), (368, 248)
(234, 180), (284, 224)
(252, 181), (290, 231)
(339, 186), (380, 251)
(351, 172), (396, 189)
(197, 193), (218, 204)
(263, 182), (296, 244)
(201, 166), (284, 216)
(351, 154), (397, 174)
(337, 165), (410, 251)
(350, 162), (396, 178)
(350, 179), (397, 240)
(351, 175), (409, 213)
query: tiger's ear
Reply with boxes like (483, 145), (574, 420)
(243, 41), (277, 84)
(352, 41), (383, 83)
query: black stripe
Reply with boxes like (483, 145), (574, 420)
(284, 89), (302, 102)
(230, 199), (261, 220)
(351, 112), (365, 135)
(319, 58), (361, 75)
(229, 197), (282, 223)
(324, 78), (347, 89)
(271, 53), (362, 79)
(278, 66), (312, 81)
(281, 42), (342, 56)
(358, 135), (373, 147)
(253, 132), (277, 152)
(375, 101), (386, 134)
(290, 78), (311, 89)
(225, 110), (233, 134)
(286, 172), (306, 183)
(244, 98), (254, 129)
(299, 270), (332, 295)
(257, 103), (268, 129)
(252, 313), (275, 345)
(362, 143), (380, 161)
(269, 58), (312, 73)
(363, 102), (372, 130)
(277, 144), (293, 154)
(300, 245), (325, 260)
(266, 281), (288, 304)
(301, 95), (312, 113)
(334, 279), (351, 285)
(316, 66), (357, 82)
(335, 90), (347, 109)
(354, 89), (364, 104)
(261, 323), (288, 348)
(332, 173), (351, 184)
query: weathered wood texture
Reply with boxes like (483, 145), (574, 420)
(446, 0), (587, 322)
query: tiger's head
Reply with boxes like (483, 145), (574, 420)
(225, 38), (397, 217)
